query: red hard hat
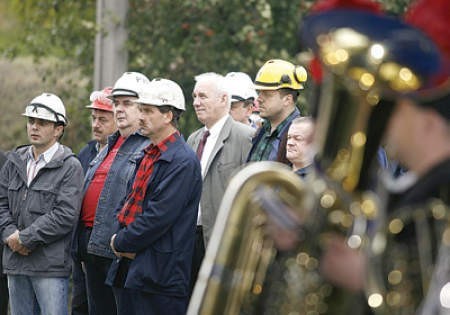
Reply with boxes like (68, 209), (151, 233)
(86, 87), (114, 112)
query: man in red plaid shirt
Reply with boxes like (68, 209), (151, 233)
(106, 78), (202, 315)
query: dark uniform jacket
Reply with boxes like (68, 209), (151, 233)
(372, 158), (450, 314)
(106, 133), (202, 297)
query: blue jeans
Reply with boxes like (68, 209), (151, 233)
(8, 275), (69, 315)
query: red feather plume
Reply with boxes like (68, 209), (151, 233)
(311, 0), (382, 13)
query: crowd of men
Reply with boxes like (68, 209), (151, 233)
(0, 0), (449, 314)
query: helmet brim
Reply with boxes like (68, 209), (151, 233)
(85, 104), (114, 112)
(253, 83), (304, 91)
(107, 90), (139, 100)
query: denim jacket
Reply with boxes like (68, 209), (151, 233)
(80, 131), (149, 259)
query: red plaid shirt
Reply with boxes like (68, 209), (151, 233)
(117, 132), (179, 226)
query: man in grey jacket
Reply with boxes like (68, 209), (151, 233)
(187, 72), (254, 293)
(0, 93), (84, 315)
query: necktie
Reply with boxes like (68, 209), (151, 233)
(196, 130), (210, 159)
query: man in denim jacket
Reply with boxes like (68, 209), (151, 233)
(72, 72), (150, 315)
(0, 93), (84, 315)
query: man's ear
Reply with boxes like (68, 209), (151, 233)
(54, 124), (64, 138)
(220, 93), (229, 106)
(282, 93), (294, 107)
(163, 109), (174, 124)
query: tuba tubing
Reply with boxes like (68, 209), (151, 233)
(188, 160), (380, 314)
(187, 161), (311, 315)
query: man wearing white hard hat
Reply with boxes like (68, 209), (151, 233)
(107, 78), (202, 315)
(0, 93), (84, 315)
(226, 72), (258, 128)
(74, 72), (150, 315)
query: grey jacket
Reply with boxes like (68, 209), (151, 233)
(0, 144), (84, 277)
(187, 116), (254, 245)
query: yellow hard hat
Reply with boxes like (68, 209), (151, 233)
(254, 59), (307, 91)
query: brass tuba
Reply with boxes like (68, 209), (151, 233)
(188, 156), (382, 315)
(188, 9), (443, 315)
(187, 32), (392, 310)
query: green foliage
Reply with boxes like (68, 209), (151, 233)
(127, 0), (315, 134)
(1, 0), (413, 151)
(0, 1), (95, 153)
(0, 57), (91, 153)
(6, 0), (96, 75)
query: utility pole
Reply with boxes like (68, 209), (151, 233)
(93, 0), (128, 90)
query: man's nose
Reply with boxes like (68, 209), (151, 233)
(192, 96), (201, 107)
(92, 119), (100, 128)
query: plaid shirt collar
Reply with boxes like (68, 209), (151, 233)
(144, 131), (180, 155)
(117, 131), (181, 227)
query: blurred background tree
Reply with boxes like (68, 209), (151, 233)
(0, 0), (412, 153)
(0, 1), (95, 152)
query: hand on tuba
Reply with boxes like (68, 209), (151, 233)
(320, 233), (366, 292)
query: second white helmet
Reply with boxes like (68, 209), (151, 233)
(110, 72), (151, 98)
(136, 78), (185, 111)
(225, 72), (258, 103)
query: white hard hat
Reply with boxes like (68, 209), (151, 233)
(110, 72), (151, 98)
(225, 72), (258, 102)
(22, 93), (67, 125)
(136, 78), (186, 111)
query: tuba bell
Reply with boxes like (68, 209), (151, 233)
(187, 161), (312, 315)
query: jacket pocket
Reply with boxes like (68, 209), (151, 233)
(8, 178), (23, 220)
(29, 183), (58, 216)
(140, 246), (177, 287)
